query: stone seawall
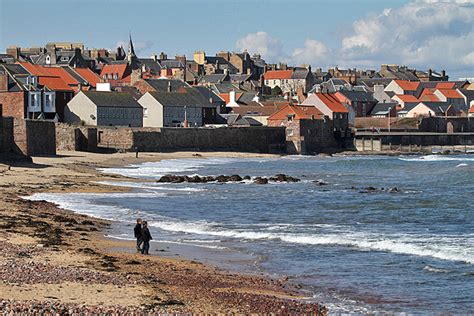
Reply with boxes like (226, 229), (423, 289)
(13, 119), (56, 156)
(95, 126), (286, 153)
(0, 117), (13, 153)
(56, 123), (97, 152)
(355, 132), (474, 152)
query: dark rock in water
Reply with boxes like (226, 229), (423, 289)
(365, 186), (378, 191)
(313, 180), (328, 186)
(216, 175), (230, 183)
(228, 174), (243, 182)
(243, 175), (251, 180)
(388, 187), (400, 193)
(270, 174), (301, 182)
(254, 177), (268, 185)
(188, 175), (203, 183)
(204, 176), (215, 182)
(157, 175), (173, 183)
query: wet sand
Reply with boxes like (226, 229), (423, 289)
(0, 151), (326, 314)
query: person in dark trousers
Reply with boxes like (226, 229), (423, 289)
(141, 221), (152, 255)
(134, 218), (143, 253)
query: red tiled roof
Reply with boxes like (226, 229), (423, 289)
(100, 64), (129, 79)
(395, 94), (419, 103)
(74, 68), (100, 88)
(436, 82), (455, 89)
(469, 104), (474, 113)
(19, 62), (74, 91)
(264, 70), (293, 80)
(40, 67), (79, 86)
(419, 89), (440, 102)
(268, 105), (324, 121)
(38, 76), (73, 91)
(437, 89), (463, 99)
(394, 80), (419, 91)
(219, 92), (243, 104)
(315, 93), (349, 113)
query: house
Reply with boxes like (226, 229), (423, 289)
(301, 93), (349, 132)
(230, 102), (287, 126)
(267, 105), (350, 154)
(64, 91), (143, 127)
(469, 104), (474, 117)
(392, 94), (420, 109)
(193, 51), (238, 75)
(335, 90), (377, 117)
(133, 78), (189, 94)
(100, 63), (131, 87)
(264, 68), (314, 94)
(433, 89), (466, 107)
(370, 102), (398, 118)
(373, 84), (394, 103)
(137, 87), (217, 127)
(0, 64), (56, 120)
(384, 80), (419, 96)
(403, 102), (455, 118)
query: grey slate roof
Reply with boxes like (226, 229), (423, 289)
(149, 88), (213, 108)
(194, 86), (225, 104)
(338, 90), (377, 102)
(200, 73), (230, 84)
(138, 58), (162, 73)
(292, 69), (309, 80)
(159, 59), (184, 69)
(3, 64), (29, 75)
(145, 79), (188, 92)
(370, 102), (397, 115)
(230, 74), (252, 82)
(84, 91), (143, 108)
(62, 66), (88, 84)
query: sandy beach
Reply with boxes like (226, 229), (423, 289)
(0, 151), (327, 314)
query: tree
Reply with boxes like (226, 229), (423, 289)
(271, 86), (282, 96)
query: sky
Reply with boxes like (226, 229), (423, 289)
(0, 0), (473, 79)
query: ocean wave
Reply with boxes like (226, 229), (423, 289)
(95, 181), (206, 192)
(399, 155), (474, 162)
(97, 158), (257, 179)
(423, 265), (452, 273)
(105, 234), (227, 250)
(148, 220), (474, 264)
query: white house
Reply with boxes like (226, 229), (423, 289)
(64, 91), (143, 127)
(138, 88), (215, 127)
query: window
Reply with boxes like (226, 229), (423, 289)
(113, 73), (118, 80)
(108, 73), (113, 79)
(143, 108), (148, 117)
(61, 56), (69, 62)
(103, 74), (107, 79)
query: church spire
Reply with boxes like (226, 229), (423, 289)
(128, 33), (136, 57)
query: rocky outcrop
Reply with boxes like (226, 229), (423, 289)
(157, 174), (300, 185)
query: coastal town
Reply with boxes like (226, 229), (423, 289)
(1, 37), (473, 157)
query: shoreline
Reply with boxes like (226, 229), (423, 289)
(0, 151), (327, 314)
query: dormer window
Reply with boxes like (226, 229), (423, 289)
(60, 56), (69, 62)
(46, 55), (51, 65)
(108, 73), (113, 79)
(113, 73), (118, 80)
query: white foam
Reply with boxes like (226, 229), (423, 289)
(148, 220), (474, 264)
(423, 265), (451, 273)
(94, 181), (205, 192)
(399, 155), (474, 162)
(97, 157), (256, 179)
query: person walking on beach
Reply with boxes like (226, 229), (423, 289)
(134, 218), (143, 253)
(141, 221), (152, 255)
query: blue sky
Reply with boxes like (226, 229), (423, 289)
(1, 0), (473, 79)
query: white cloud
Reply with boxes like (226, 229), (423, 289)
(340, 1), (474, 73)
(235, 1), (473, 78)
(290, 39), (329, 65)
(235, 31), (283, 62)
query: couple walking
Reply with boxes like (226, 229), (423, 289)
(134, 218), (153, 255)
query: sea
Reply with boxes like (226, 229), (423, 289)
(27, 154), (474, 314)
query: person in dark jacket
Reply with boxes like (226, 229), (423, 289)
(141, 221), (152, 255)
(134, 218), (143, 253)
